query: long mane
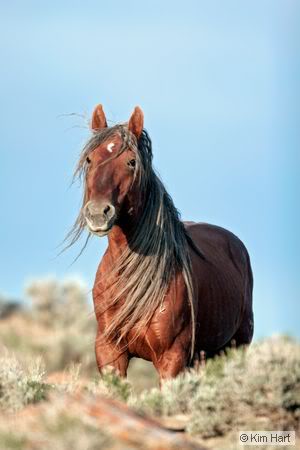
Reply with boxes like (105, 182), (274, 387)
(67, 125), (196, 356)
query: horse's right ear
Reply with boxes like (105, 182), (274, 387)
(91, 104), (107, 131)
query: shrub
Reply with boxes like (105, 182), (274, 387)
(130, 336), (300, 437)
(0, 354), (50, 411)
(89, 367), (132, 402)
(0, 277), (98, 376)
(1, 278), (299, 444)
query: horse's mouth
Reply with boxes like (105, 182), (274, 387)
(91, 227), (113, 237)
(86, 219), (114, 237)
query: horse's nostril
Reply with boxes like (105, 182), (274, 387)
(103, 205), (111, 216)
(85, 205), (92, 220)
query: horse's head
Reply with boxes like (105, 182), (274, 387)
(83, 104), (144, 236)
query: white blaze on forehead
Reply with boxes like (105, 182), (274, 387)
(107, 142), (115, 153)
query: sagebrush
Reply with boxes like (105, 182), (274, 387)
(0, 278), (299, 449)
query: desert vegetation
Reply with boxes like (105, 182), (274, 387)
(0, 278), (299, 449)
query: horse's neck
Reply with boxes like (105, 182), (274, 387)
(106, 226), (127, 258)
(107, 195), (141, 260)
(107, 216), (136, 260)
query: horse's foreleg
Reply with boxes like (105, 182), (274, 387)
(95, 329), (129, 377)
(155, 343), (188, 380)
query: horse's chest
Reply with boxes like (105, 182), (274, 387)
(94, 263), (190, 360)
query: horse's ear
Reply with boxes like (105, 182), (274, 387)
(128, 106), (144, 139)
(91, 104), (107, 131)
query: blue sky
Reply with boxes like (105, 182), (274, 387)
(0, 1), (299, 339)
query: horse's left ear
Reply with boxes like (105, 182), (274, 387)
(128, 106), (144, 139)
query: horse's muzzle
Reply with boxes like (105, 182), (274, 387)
(83, 200), (116, 236)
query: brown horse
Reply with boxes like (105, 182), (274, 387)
(68, 104), (254, 380)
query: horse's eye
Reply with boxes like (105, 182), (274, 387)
(86, 156), (91, 164)
(127, 159), (136, 169)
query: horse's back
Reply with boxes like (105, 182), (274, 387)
(185, 221), (248, 258)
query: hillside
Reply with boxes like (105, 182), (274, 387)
(0, 278), (299, 449)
